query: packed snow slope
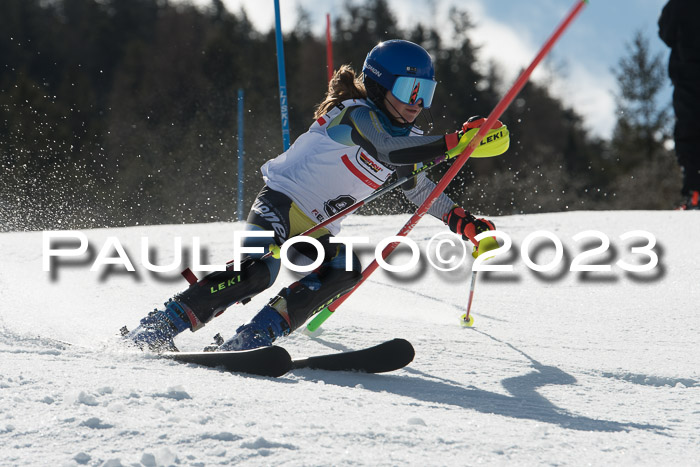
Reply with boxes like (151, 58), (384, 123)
(1, 211), (698, 466)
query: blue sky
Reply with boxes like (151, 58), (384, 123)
(206, 0), (672, 139)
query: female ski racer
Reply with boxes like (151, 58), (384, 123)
(126, 39), (510, 352)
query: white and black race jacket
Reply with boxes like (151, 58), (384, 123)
(261, 98), (458, 234)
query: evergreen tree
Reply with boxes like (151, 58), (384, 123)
(612, 31), (669, 169)
(609, 30), (679, 208)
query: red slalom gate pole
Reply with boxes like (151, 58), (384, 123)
(306, 0), (588, 332)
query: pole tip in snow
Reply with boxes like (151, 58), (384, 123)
(460, 313), (475, 327)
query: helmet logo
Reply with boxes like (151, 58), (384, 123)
(406, 66), (417, 75)
(365, 63), (382, 77)
(409, 81), (420, 105)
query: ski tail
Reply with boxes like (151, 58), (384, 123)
(163, 345), (292, 377)
(292, 338), (414, 373)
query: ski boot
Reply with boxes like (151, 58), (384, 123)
(125, 300), (192, 352)
(219, 297), (291, 351)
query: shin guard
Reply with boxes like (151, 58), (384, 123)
(175, 257), (271, 330)
(270, 266), (362, 332)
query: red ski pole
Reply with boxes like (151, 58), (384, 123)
(460, 270), (478, 327)
(307, 0), (588, 332)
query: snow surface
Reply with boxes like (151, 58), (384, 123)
(1, 211), (699, 466)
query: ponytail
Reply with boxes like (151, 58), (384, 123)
(313, 65), (367, 119)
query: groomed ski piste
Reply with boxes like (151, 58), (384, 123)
(1, 211), (698, 466)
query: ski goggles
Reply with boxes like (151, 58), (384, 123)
(391, 76), (437, 108)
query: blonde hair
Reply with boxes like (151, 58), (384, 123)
(313, 65), (367, 119)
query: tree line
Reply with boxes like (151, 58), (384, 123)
(0, 0), (678, 231)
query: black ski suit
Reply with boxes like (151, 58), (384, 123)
(659, 0), (700, 195)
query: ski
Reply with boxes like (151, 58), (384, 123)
(163, 338), (415, 377)
(292, 338), (415, 373)
(163, 345), (293, 377)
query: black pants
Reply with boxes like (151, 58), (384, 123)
(175, 186), (362, 331)
(243, 186), (363, 330)
(660, 0), (700, 194)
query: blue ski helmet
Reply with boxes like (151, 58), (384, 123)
(362, 40), (437, 109)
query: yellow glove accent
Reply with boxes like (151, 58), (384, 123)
(471, 235), (499, 259)
(447, 124), (510, 159)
